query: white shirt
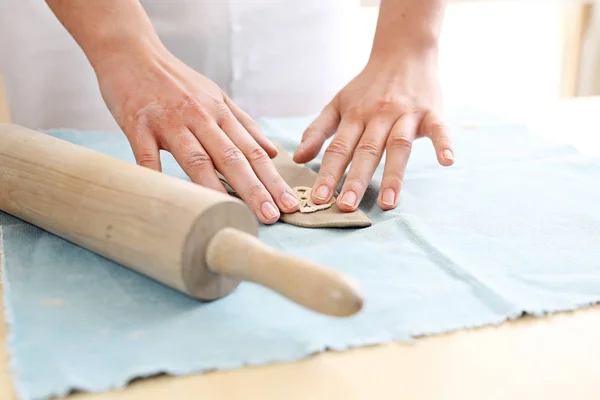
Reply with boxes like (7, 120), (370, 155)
(0, 0), (362, 131)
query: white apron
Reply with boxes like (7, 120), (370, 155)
(0, 0), (361, 131)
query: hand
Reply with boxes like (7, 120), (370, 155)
(293, 52), (454, 212)
(95, 47), (300, 224)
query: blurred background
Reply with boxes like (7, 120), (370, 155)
(355, 1), (597, 121)
(0, 1), (598, 124)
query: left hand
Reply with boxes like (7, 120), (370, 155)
(293, 53), (454, 212)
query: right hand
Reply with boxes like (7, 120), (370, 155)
(93, 46), (300, 224)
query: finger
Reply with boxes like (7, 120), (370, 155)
(127, 127), (162, 172)
(420, 111), (454, 167)
(223, 95), (278, 159)
(161, 127), (227, 193)
(190, 121), (280, 225)
(293, 100), (340, 164)
(310, 117), (364, 205)
(220, 114), (300, 214)
(336, 117), (393, 212)
(378, 115), (419, 210)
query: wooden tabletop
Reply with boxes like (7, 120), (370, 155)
(1, 97), (600, 400)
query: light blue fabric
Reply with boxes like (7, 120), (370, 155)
(2, 113), (600, 400)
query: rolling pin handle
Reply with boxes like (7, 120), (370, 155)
(205, 228), (363, 317)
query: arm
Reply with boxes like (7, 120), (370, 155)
(45, 0), (300, 225)
(370, 0), (445, 59)
(45, 0), (164, 72)
(294, 0), (453, 212)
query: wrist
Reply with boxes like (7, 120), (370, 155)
(368, 36), (440, 72)
(369, 0), (444, 66)
(369, 25), (440, 64)
(86, 30), (168, 76)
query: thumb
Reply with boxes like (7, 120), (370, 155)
(293, 101), (340, 164)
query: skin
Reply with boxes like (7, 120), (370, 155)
(294, 0), (453, 212)
(45, 0), (452, 223)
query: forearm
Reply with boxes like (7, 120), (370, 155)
(370, 0), (446, 61)
(45, 0), (166, 72)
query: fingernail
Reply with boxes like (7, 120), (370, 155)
(341, 191), (357, 208)
(442, 149), (454, 161)
(382, 188), (396, 207)
(314, 185), (330, 200)
(261, 202), (279, 220)
(281, 192), (299, 209)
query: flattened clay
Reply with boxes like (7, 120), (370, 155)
(293, 186), (335, 213)
(217, 144), (372, 229)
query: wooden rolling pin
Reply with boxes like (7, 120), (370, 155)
(0, 123), (363, 317)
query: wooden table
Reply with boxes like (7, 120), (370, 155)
(2, 97), (600, 400)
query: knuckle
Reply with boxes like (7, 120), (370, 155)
(345, 106), (364, 122)
(430, 121), (448, 134)
(131, 101), (164, 130)
(136, 153), (158, 167)
(434, 136), (452, 148)
(184, 150), (212, 171)
(182, 98), (212, 124)
(195, 110), (212, 125)
(269, 175), (286, 190)
(376, 97), (404, 114)
(376, 97), (393, 110)
(344, 175), (368, 191)
(355, 140), (382, 158)
(325, 140), (352, 158)
(220, 146), (245, 167)
(382, 177), (403, 190)
(131, 110), (149, 129)
(189, 108), (211, 125)
(246, 183), (265, 199)
(182, 94), (200, 109)
(246, 146), (270, 164)
(316, 170), (338, 187)
(211, 99), (231, 122)
(387, 134), (413, 151)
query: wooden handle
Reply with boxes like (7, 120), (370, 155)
(205, 228), (363, 317)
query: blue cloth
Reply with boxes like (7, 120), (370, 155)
(2, 113), (600, 400)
